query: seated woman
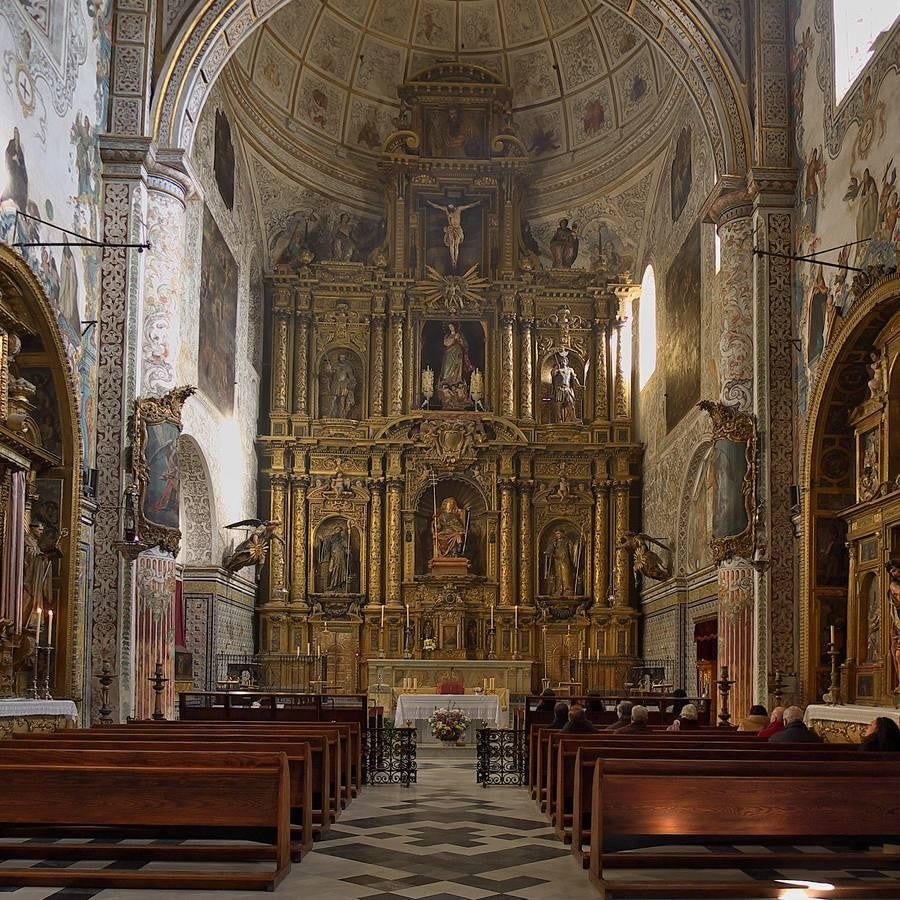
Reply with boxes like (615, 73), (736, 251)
(860, 716), (900, 751)
(737, 704), (769, 733)
(666, 702), (700, 731)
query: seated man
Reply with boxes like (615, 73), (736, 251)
(758, 705), (785, 738)
(738, 703), (769, 733)
(549, 701), (570, 729)
(617, 704), (649, 734)
(605, 700), (633, 731)
(767, 705), (822, 743)
(561, 703), (595, 733)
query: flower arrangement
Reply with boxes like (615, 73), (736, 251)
(423, 638), (437, 652)
(429, 707), (471, 742)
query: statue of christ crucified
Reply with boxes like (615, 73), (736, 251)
(426, 198), (480, 270)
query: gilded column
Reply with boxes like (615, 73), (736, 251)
(499, 479), (515, 606)
(594, 322), (609, 420)
(371, 315), (386, 417)
(500, 315), (515, 417)
(269, 474), (289, 598)
(386, 477), (404, 606)
(272, 307), (291, 415)
(290, 475), (309, 605)
(592, 478), (610, 603)
(389, 313), (404, 415)
(612, 481), (630, 604)
(519, 319), (534, 421)
(517, 480), (533, 605)
(293, 311), (310, 416)
(613, 323), (627, 420)
(368, 480), (384, 607)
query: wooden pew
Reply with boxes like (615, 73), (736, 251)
(567, 743), (890, 859)
(21, 725), (340, 834)
(5, 737), (315, 859)
(0, 749), (291, 891)
(588, 758), (900, 898)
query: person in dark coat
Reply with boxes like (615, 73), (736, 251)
(605, 700), (633, 731)
(860, 717), (900, 751)
(536, 688), (556, 712)
(616, 704), (650, 734)
(768, 706), (823, 743)
(560, 703), (595, 733)
(549, 701), (570, 729)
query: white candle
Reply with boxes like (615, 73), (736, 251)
(405, 605), (410, 628)
(514, 606), (518, 630)
(47, 609), (54, 648)
(296, 645), (300, 657)
(830, 625), (836, 645)
(35, 607), (43, 646)
(380, 604), (385, 628)
(306, 642), (311, 656)
(317, 643), (321, 657)
(490, 604), (494, 628)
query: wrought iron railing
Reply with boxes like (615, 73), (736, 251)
(476, 727), (527, 787)
(363, 727), (417, 787)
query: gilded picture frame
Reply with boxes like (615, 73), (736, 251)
(698, 400), (757, 565)
(131, 385), (195, 556)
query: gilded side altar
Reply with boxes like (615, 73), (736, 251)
(257, 64), (641, 694)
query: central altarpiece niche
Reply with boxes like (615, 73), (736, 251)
(258, 65), (641, 697)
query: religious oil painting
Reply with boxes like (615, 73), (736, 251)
(214, 108), (235, 211)
(199, 205), (238, 414)
(425, 105), (487, 158)
(815, 517), (849, 587)
(140, 420), (181, 532)
(711, 438), (749, 540)
(419, 319), (487, 410)
(664, 222), (701, 432)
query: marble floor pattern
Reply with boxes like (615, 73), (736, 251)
(2, 748), (900, 899)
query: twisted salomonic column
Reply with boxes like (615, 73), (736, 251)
(592, 478), (610, 603)
(500, 314), (516, 417)
(499, 479), (515, 605)
(268, 474), (289, 598)
(368, 479), (384, 607)
(386, 477), (404, 606)
(593, 321), (609, 421)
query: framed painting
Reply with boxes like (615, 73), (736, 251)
(699, 400), (757, 565)
(132, 385), (195, 555)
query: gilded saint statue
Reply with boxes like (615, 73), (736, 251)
(22, 519), (61, 631)
(543, 528), (580, 596)
(318, 522), (353, 593)
(437, 323), (474, 409)
(426, 198), (480, 270)
(321, 352), (357, 419)
(618, 531), (672, 582)
(887, 559), (900, 688)
(433, 497), (468, 559)
(550, 350), (580, 423)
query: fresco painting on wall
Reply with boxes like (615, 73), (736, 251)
(664, 221), (701, 432)
(214, 109), (235, 211)
(670, 125), (692, 222)
(199, 205), (238, 414)
(806, 264), (828, 364)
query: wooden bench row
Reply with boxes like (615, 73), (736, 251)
(0, 719), (365, 891)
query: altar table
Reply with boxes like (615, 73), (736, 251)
(395, 693), (505, 728)
(804, 703), (900, 743)
(0, 699), (78, 739)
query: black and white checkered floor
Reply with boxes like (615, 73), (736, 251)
(3, 748), (900, 898)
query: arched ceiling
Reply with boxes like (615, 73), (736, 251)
(221, 0), (689, 205)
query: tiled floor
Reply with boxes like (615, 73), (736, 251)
(3, 748), (900, 898)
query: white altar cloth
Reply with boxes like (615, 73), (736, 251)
(394, 693), (505, 728)
(804, 704), (900, 726)
(0, 699), (77, 719)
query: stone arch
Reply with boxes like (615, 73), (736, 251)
(177, 434), (217, 566)
(146, 0), (752, 175)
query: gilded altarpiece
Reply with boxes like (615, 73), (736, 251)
(257, 65), (641, 695)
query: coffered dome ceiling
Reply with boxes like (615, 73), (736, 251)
(223, 0), (692, 207)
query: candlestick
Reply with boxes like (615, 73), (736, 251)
(35, 607), (43, 646)
(317, 643), (321, 657)
(514, 606), (518, 630)
(306, 642), (311, 656)
(405, 604), (410, 628)
(296, 645), (300, 657)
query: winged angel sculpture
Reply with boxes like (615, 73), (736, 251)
(617, 530), (672, 583)
(223, 519), (283, 575)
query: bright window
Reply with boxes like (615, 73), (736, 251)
(833, 2), (899, 103)
(638, 265), (656, 389)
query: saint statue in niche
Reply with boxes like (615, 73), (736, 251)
(426, 198), (480, 270)
(22, 519), (61, 631)
(433, 497), (468, 559)
(550, 350), (580, 423)
(438, 323), (474, 409)
(321, 352), (358, 418)
(549, 218), (579, 268)
(318, 521), (353, 593)
(887, 559), (900, 687)
(543, 528), (579, 596)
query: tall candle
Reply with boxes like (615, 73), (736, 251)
(306, 642), (311, 656)
(47, 609), (54, 648)
(405, 605), (410, 628)
(35, 607), (43, 647)
(296, 645), (300, 657)
(490, 604), (494, 628)
(514, 606), (518, 630)
(380, 604), (385, 628)
(829, 625), (836, 645)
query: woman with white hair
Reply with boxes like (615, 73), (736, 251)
(666, 702), (700, 731)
